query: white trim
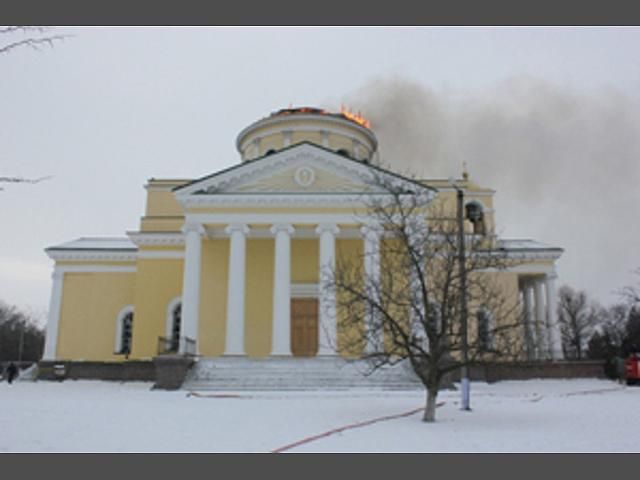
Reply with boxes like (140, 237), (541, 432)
(291, 283), (319, 298)
(188, 213), (366, 226)
(433, 187), (496, 196)
(43, 270), (64, 360)
(482, 263), (556, 274)
(54, 265), (137, 274)
(204, 226), (364, 239)
(46, 250), (137, 262)
(270, 223), (295, 235)
(175, 144), (433, 201)
(114, 305), (135, 355)
(236, 115), (377, 152)
(166, 296), (182, 340)
(137, 250), (185, 259)
(182, 222), (205, 235)
(239, 124), (375, 153)
(181, 194), (403, 208)
(503, 251), (563, 261)
(127, 231), (184, 246)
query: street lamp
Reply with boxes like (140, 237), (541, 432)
(449, 178), (471, 411)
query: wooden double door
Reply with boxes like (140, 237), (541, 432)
(290, 298), (319, 357)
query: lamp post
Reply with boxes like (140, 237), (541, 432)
(451, 180), (471, 411)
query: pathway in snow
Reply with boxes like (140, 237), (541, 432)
(270, 406), (430, 453)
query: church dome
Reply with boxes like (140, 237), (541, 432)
(236, 106), (378, 163)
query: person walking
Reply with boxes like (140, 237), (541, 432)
(6, 362), (18, 385)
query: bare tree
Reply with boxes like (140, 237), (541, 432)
(557, 285), (599, 360)
(1, 27), (65, 190)
(0, 26), (69, 55)
(620, 268), (640, 306)
(0, 176), (52, 191)
(0, 301), (45, 362)
(326, 173), (524, 422)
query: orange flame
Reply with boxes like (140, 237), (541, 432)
(340, 104), (371, 129)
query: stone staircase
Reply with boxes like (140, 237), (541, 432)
(182, 356), (423, 391)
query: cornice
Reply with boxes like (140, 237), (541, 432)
(236, 113), (377, 152)
(46, 249), (138, 262)
(127, 231), (185, 246)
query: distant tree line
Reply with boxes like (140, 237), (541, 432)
(0, 301), (45, 362)
(558, 271), (640, 379)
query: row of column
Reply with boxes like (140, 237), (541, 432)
(180, 222), (379, 356)
(521, 275), (564, 360)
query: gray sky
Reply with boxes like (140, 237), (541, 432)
(2, 27), (640, 322)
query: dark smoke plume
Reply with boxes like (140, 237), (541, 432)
(336, 76), (640, 303)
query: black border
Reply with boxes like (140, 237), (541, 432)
(3, 0), (640, 25)
(3, 0), (638, 475)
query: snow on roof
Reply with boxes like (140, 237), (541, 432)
(47, 237), (137, 251)
(498, 239), (562, 251)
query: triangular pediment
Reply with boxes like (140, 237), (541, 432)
(175, 143), (434, 198)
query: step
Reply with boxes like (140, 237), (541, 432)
(183, 357), (422, 391)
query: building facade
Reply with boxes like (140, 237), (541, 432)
(43, 108), (564, 367)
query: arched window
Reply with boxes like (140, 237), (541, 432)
(477, 306), (493, 351)
(166, 298), (182, 353)
(115, 306), (134, 356)
(465, 201), (486, 235)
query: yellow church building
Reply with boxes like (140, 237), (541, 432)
(41, 107), (565, 387)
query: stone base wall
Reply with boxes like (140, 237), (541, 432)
(466, 360), (606, 383)
(36, 359), (607, 387)
(38, 360), (155, 382)
(153, 355), (195, 390)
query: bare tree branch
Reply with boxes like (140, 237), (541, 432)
(0, 26), (71, 55)
(0, 176), (52, 191)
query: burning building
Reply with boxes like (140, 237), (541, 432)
(40, 107), (564, 388)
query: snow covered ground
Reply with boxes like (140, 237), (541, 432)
(0, 378), (637, 452)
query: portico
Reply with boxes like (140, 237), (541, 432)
(178, 218), (372, 358)
(518, 271), (564, 361)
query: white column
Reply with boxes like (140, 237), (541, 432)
(225, 223), (249, 355)
(522, 282), (537, 360)
(43, 269), (64, 360)
(283, 130), (292, 147)
(533, 278), (549, 360)
(271, 223), (294, 356)
(180, 222), (204, 354)
(321, 130), (330, 148)
(317, 223), (340, 355)
(252, 138), (261, 159)
(352, 139), (361, 159)
(361, 224), (382, 354)
(545, 272), (564, 360)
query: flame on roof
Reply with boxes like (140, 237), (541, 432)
(271, 105), (372, 129)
